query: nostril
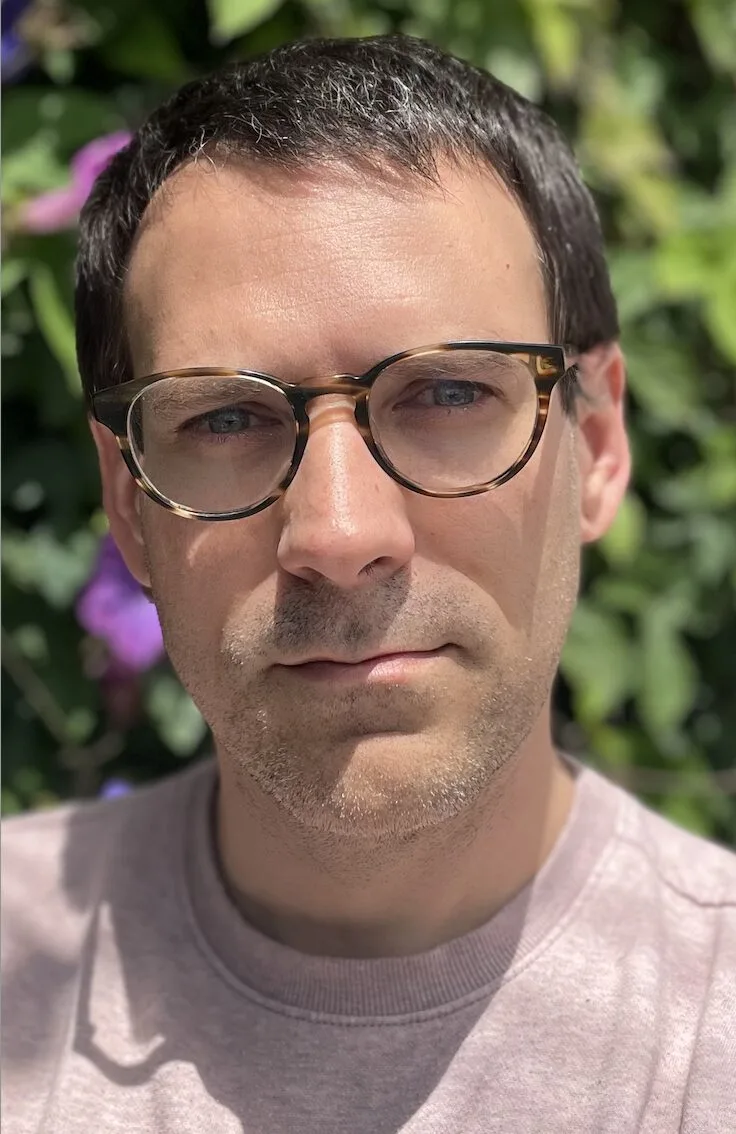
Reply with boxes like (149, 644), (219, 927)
(360, 557), (391, 581)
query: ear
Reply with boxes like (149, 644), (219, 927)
(89, 418), (151, 586)
(575, 342), (631, 544)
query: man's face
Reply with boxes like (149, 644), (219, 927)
(101, 159), (622, 840)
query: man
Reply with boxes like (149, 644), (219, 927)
(2, 34), (734, 1134)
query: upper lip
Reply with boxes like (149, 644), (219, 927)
(280, 647), (447, 667)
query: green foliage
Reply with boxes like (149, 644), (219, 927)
(2, 0), (734, 845)
(208, 0), (286, 42)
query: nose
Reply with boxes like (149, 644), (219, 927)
(276, 398), (415, 589)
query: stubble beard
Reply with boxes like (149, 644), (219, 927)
(146, 437), (581, 852)
(212, 640), (562, 850)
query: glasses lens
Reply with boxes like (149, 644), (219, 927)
(368, 349), (540, 491)
(128, 375), (297, 515)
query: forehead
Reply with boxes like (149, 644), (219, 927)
(124, 158), (548, 376)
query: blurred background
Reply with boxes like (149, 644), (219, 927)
(2, 0), (735, 845)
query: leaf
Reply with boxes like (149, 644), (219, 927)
(13, 624), (49, 664)
(1, 790), (23, 817)
(704, 253), (736, 363)
(207, 0), (284, 42)
(65, 707), (96, 744)
(598, 492), (647, 567)
(583, 724), (638, 771)
(101, 11), (189, 82)
(146, 674), (208, 757)
(1, 527), (98, 609)
(1, 133), (69, 205)
(624, 336), (700, 430)
(580, 79), (671, 186)
(626, 172), (681, 238)
(687, 514), (736, 585)
(659, 793), (714, 838)
(1, 88), (124, 157)
(608, 250), (660, 323)
(561, 603), (636, 723)
(1, 259), (28, 297)
(27, 262), (81, 396)
(656, 455), (736, 513)
(483, 48), (543, 101)
(593, 577), (654, 617)
(524, 0), (582, 89)
(42, 49), (76, 86)
(637, 603), (698, 737)
(688, 0), (736, 77)
(656, 228), (717, 299)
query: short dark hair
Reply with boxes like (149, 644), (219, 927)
(75, 34), (619, 412)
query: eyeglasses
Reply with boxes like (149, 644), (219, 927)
(91, 341), (576, 521)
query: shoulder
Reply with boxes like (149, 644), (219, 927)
(2, 757), (212, 858)
(1, 758), (215, 959)
(612, 795), (736, 1124)
(594, 770), (736, 1017)
(614, 782), (736, 910)
(573, 760), (736, 1002)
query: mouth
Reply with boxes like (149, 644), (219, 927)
(275, 647), (452, 684)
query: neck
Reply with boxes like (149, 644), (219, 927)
(215, 719), (577, 959)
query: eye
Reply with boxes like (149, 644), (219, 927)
(402, 380), (494, 409)
(178, 405), (257, 437)
(201, 406), (251, 434)
(427, 381), (480, 407)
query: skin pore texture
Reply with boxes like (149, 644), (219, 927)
(93, 157), (630, 958)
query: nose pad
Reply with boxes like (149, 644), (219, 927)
(305, 392), (360, 425)
(298, 391), (376, 477)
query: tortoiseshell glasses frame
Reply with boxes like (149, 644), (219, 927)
(90, 340), (577, 522)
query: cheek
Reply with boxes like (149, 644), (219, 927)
(413, 493), (525, 598)
(141, 505), (278, 636)
(412, 410), (580, 625)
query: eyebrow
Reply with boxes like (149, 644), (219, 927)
(145, 346), (517, 383)
(146, 377), (272, 415)
(393, 352), (518, 378)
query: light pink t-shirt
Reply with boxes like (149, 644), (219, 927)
(2, 752), (735, 1133)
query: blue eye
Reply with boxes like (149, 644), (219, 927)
(177, 399), (288, 443)
(203, 407), (251, 434)
(431, 381), (478, 407)
(403, 380), (489, 409)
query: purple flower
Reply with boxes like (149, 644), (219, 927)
(19, 130), (132, 233)
(3, 0), (31, 24)
(2, 0), (31, 84)
(99, 778), (132, 800)
(2, 28), (30, 82)
(76, 534), (165, 672)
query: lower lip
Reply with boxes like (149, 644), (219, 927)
(279, 649), (449, 684)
